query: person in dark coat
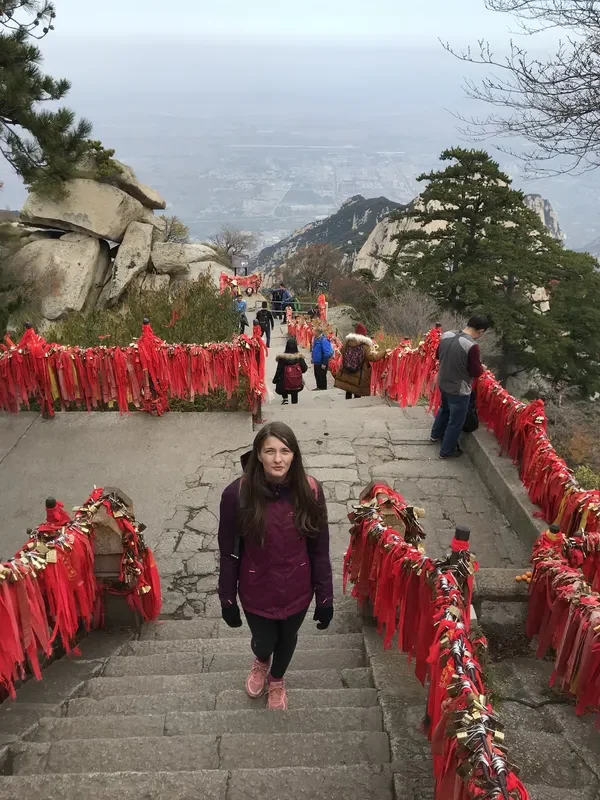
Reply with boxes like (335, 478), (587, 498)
(218, 421), (334, 711)
(334, 323), (388, 399)
(257, 301), (275, 349)
(272, 337), (308, 405)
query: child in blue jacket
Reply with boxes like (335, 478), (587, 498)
(311, 329), (334, 390)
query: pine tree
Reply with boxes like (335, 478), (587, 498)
(386, 147), (600, 391)
(0, 2), (113, 193)
(532, 250), (600, 396)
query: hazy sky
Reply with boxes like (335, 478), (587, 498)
(51, 0), (521, 43)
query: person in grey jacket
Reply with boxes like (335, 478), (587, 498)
(430, 315), (490, 459)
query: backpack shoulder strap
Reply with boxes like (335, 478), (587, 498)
(307, 475), (320, 500)
(233, 477), (245, 559)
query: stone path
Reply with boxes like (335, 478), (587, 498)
(1, 324), (596, 799)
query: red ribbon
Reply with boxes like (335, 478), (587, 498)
(0, 325), (267, 418)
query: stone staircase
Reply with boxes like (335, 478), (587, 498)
(0, 611), (395, 800)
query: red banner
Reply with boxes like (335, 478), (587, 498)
(219, 272), (262, 295)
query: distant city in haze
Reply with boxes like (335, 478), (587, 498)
(2, 32), (598, 251)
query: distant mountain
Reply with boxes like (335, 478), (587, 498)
(251, 195), (406, 273)
(578, 236), (600, 259)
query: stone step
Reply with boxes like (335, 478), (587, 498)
(140, 613), (363, 641)
(122, 632), (365, 656)
(214, 687), (379, 711)
(103, 648), (365, 677)
(67, 688), (379, 716)
(33, 707), (383, 741)
(0, 765), (394, 800)
(13, 732), (390, 774)
(84, 668), (373, 699)
(527, 787), (599, 800)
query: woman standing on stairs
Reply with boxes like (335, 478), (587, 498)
(218, 422), (334, 711)
(334, 323), (388, 400)
(272, 336), (308, 405)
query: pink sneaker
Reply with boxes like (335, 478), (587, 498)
(266, 678), (288, 710)
(245, 658), (269, 698)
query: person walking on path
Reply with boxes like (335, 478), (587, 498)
(273, 283), (292, 320)
(430, 314), (489, 459)
(217, 422), (334, 711)
(311, 326), (334, 390)
(270, 286), (283, 320)
(234, 294), (249, 335)
(334, 322), (388, 400)
(272, 337), (308, 405)
(257, 301), (275, 349)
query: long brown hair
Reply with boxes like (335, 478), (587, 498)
(239, 422), (324, 544)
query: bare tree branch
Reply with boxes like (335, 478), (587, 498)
(445, 1), (600, 175)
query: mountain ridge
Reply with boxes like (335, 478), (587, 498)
(251, 195), (406, 273)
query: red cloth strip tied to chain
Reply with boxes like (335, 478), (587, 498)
(0, 489), (161, 699)
(343, 483), (528, 799)
(527, 530), (600, 725)
(370, 327), (443, 409)
(287, 318), (313, 349)
(0, 324), (266, 417)
(475, 371), (600, 587)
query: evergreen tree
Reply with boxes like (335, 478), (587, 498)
(533, 250), (600, 395)
(0, 2), (113, 193)
(386, 147), (600, 391)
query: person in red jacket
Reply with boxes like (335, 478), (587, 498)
(218, 421), (334, 710)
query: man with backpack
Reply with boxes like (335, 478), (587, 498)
(311, 327), (334, 391)
(273, 337), (308, 405)
(256, 301), (275, 349)
(430, 314), (490, 459)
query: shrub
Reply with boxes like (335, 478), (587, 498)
(158, 215), (190, 244)
(574, 465), (600, 491)
(43, 276), (238, 348)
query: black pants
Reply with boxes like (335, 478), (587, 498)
(244, 607), (309, 679)
(281, 391), (299, 404)
(314, 364), (328, 390)
(345, 392), (360, 400)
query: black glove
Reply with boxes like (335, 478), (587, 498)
(313, 605), (334, 630)
(221, 603), (242, 628)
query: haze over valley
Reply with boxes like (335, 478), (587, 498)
(1, 14), (598, 251)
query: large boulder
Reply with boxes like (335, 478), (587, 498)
(187, 259), (231, 287)
(141, 208), (167, 238)
(5, 234), (110, 320)
(150, 243), (190, 275)
(108, 221), (153, 303)
(75, 155), (167, 211)
(20, 179), (145, 243)
(131, 272), (171, 293)
(183, 243), (217, 262)
(112, 160), (166, 210)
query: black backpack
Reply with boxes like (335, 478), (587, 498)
(257, 308), (270, 331)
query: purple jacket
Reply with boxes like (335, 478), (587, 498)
(218, 477), (334, 619)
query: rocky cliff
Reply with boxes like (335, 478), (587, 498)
(251, 195), (406, 273)
(523, 194), (563, 240)
(5, 162), (231, 326)
(353, 194), (564, 278)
